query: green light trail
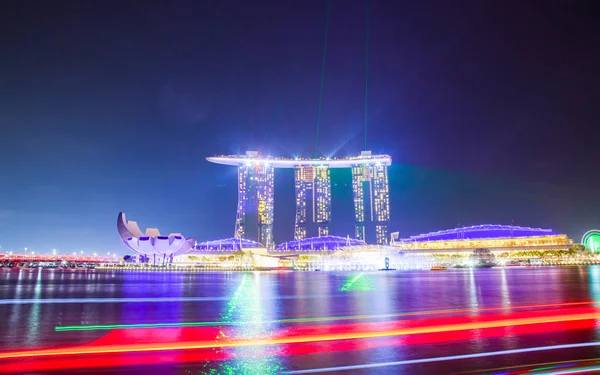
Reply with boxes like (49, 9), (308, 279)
(56, 302), (596, 332)
(314, 0), (331, 158)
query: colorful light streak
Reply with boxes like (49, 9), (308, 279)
(0, 294), (330, 305)
(546, 368), (600, 375)
(54, 301), (598, 331)
(81, 307), (598, 348)
(2, 320), (597, 374)
(279, 319), (597, 358)
(4, 310), (600, 360)
(481, 359), (594, 375)
(280, 342), (600, 374)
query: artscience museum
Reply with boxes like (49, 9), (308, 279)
(117, 212), (196, 264)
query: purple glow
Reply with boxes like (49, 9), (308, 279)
(194, 237), (263, 251)
(401, 224), (556, 242)
(276, 235), (366, 251)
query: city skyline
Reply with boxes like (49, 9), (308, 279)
(0, 1), (598, 253)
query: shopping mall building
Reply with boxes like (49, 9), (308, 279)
(390, 224), (573, 254)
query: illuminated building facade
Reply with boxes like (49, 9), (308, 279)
(234, 155), (275, 248)
(207, 151), (391, 245)
(117, 212), (195, 264)
(352, 151), (391, 245)
(392, 225), (574, 252)
(275, 235), (366, 251)
(294, 166), (331, 240)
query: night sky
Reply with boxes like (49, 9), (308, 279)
(1, 0), (599, 254)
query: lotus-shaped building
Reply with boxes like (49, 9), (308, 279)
(117, 212), (195, 264)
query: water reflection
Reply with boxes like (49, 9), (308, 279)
(468, 268), (478, 309)
(201, 273), (283, 374)
(500, 267), (511, 307)
(340, 273), (374, 291)
(25, 269), (43, 346)
(6, 270), (24, 349)
(589, 265), (600, 302)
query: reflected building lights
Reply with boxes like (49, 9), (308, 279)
(202, 274), (283, 374)
(500, 267), (510, 307)
(25, 270), (43, 347)
(468, 269), (478, 310)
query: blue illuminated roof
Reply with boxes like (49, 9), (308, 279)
(194, 237), (264, 251)
(400, 225), (556, 242)
(275, 235), (366, 251)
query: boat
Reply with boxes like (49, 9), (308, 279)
(430, 266), (448, 271)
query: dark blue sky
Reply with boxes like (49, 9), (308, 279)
(1, 0), (599, 254)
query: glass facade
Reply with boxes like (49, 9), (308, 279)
(294, 166), (331, 240)
(235, 163), (275, 248)
(351, 163), (390, 245)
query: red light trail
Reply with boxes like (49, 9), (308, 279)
(1, 308), (599, 361)
(54, 300), (599, 331)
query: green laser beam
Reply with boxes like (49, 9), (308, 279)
(340, 272), (372, 291)
(364, 0), (370, 151)
(314, 0), (331, 158)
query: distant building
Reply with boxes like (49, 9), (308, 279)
(234, 153), (275, 248)
(351, 151), (391, 245)
(117, 212), (195, 264)
(207, 150), (391, 245)
(392, 224), (573, 253)
(275, 235), (367, 251)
